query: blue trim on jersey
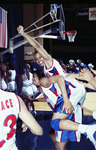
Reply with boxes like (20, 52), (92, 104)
(65, 80), (76, 98)
(50, 67), (58, 75)
(54, 96), (64, 113)
(50, 84), (56, 92)
(49, 84), (58, 96)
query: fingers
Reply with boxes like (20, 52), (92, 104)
(80, 68), (87, 77)
(17, 25), (23, 34)
(80, 68), (86, 73)
(65, 110), (71, 115)
(22, 126), (28, 132)
(67, 109), (73, 115)
(62, 103), (74, 115)
(69, 107), (74, 114)
(64, 107), (74, 115)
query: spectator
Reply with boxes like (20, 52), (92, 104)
(5, 62), (17, 93)
(20, 63), (38, 114)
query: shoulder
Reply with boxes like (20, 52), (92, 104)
(40, 77), (51, 87)
(39, 76), (60, 87)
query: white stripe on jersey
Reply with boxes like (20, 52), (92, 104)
(41, 84), (59, 111)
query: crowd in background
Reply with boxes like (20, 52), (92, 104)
(0, 61), (39, 115)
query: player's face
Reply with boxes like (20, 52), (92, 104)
(35, 52), (44, 66)
(33, 73), (40, 86)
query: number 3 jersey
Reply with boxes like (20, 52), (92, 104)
(0, 90), (21, 150)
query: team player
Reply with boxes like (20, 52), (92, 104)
(0, 70), (43, 150)
(17, 25), (74, 114)
(17, 25), (91, 149)
(32, 70), (96, 150)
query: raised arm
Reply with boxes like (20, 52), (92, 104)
(18, 96), (43, 136)
(17, 25), (52, 62)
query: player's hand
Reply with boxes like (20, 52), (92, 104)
(17, 25), (24, 35)
(80, 68), (93, 82)
(21, 123), (28, 132)
(62, 100), (74, 115)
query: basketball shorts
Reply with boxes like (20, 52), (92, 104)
(51, 117), (77, 142)
(56, 130), (77, 142)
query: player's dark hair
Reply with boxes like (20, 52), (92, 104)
(33, 70), (45, 80)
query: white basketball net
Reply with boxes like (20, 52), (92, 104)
(66, 31), (77, 42)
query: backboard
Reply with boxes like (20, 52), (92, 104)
(59, 4), (65, 40)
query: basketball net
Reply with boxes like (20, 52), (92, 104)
(66, 30), (77, 42)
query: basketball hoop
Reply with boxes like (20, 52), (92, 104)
(63, 30), (77, 42)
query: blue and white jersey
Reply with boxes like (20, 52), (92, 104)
(42, 76), (86, 110)
(42, 84), (60, 111)
(41, 80), (76, 111)
(44, 59), (66, 77)
(41, 81), (86, 142)
(43, 58), (86, 142)
(43, 58), (86, 104)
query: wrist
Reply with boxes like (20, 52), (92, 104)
(89, 77), (95, 83)
(64, 99), (70, 103)
(20, 31), (24, 35)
